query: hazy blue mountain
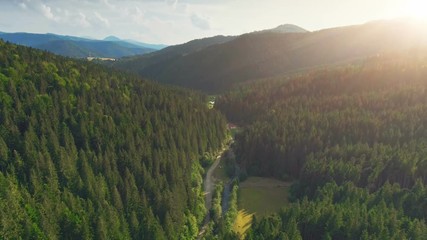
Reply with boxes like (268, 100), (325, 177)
(0, 32), (68, 46)
(104, 35), (167, 50)
(103, 35), (122, 41)
(0, 32), (157, 58)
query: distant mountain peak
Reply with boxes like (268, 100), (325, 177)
(268, 24), (308, 33)
(251, 24), (308, 35)
(104, 35), (121, 41)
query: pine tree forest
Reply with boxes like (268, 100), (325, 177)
(0, 40), (227, 239)
(216, 50), (427, 239)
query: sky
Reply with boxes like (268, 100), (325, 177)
(0, 0), (425, 45)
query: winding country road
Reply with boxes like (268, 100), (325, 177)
(204, 155), (222, 214)
(197, 145), (229, 239)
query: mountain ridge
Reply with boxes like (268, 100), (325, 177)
(258, 24), (309, 33)
(0, 32), (158, 58)
(114, 19), (427, 93)
(103, 35), (167, 50)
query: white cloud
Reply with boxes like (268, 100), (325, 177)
(77, 12), (91, 28)
(94, 11), (110, 27)
(165, 0), (178, 8)
(101, 0), (115, 9)
(18, 2), (27, 9)
(40, 3), (57, 20)
(131, 6), (145, 25)
(191, 13), (210, 30)
(15, 0), (32, 9)
(4, 0), (230, 44)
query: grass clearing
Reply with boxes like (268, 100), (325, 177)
(234, 177), (291, 238)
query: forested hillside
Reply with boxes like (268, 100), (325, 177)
(115, 35), (236, 80)
(216, 50), (427, 238)
(116, 19), (427, 93)
(115, 24), (307, 81)
(0, 40), (227, 239)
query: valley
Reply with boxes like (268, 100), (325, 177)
(2, 3), (427, 238)
(198, 142), (233, 239)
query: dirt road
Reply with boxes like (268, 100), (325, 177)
(197, 147), (228, 239)
(204, 155), (222, 213)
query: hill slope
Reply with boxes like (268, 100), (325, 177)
(0, 32), (156, 58)
(0, 40), (227, 239)
(116, 35), (236, 74)
(116, 20), (427, 93)
(216, 50), (427, 239)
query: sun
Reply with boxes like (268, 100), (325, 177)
(405, 0), (427, 20)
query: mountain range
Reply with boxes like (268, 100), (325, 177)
(114, 20), (427, 93)
(3, 20), (427, 93)
(0, 32), (165, 58)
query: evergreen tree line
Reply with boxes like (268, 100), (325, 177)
(0, 40), (227, 239)
(202, 181), (240, 240)
(216, 50), (427, 238)
(217, 51), (427, 188)
(246, 181), (427, 240)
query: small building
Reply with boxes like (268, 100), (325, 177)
(87, 57), (116, 61)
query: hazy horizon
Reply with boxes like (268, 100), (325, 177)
(1, 0), (426, 45)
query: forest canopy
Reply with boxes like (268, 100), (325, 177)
(0, 40), (227, 239)
(216, 50), (427, 239)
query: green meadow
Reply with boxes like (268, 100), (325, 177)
(234, 177), (291, 237)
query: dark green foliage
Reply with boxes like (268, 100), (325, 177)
(0, 40), (227, 239)
(203, 181), (239, 240)
(115, 35), (236, 89)
(216, 50), (427, 238)
(224, 183), (239, 231)
(217, 50), (427, 190)
(211, 183), (223, 222)
(246, 182), (427, 240)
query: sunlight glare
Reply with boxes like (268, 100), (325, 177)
(405, 0), (427, 20)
